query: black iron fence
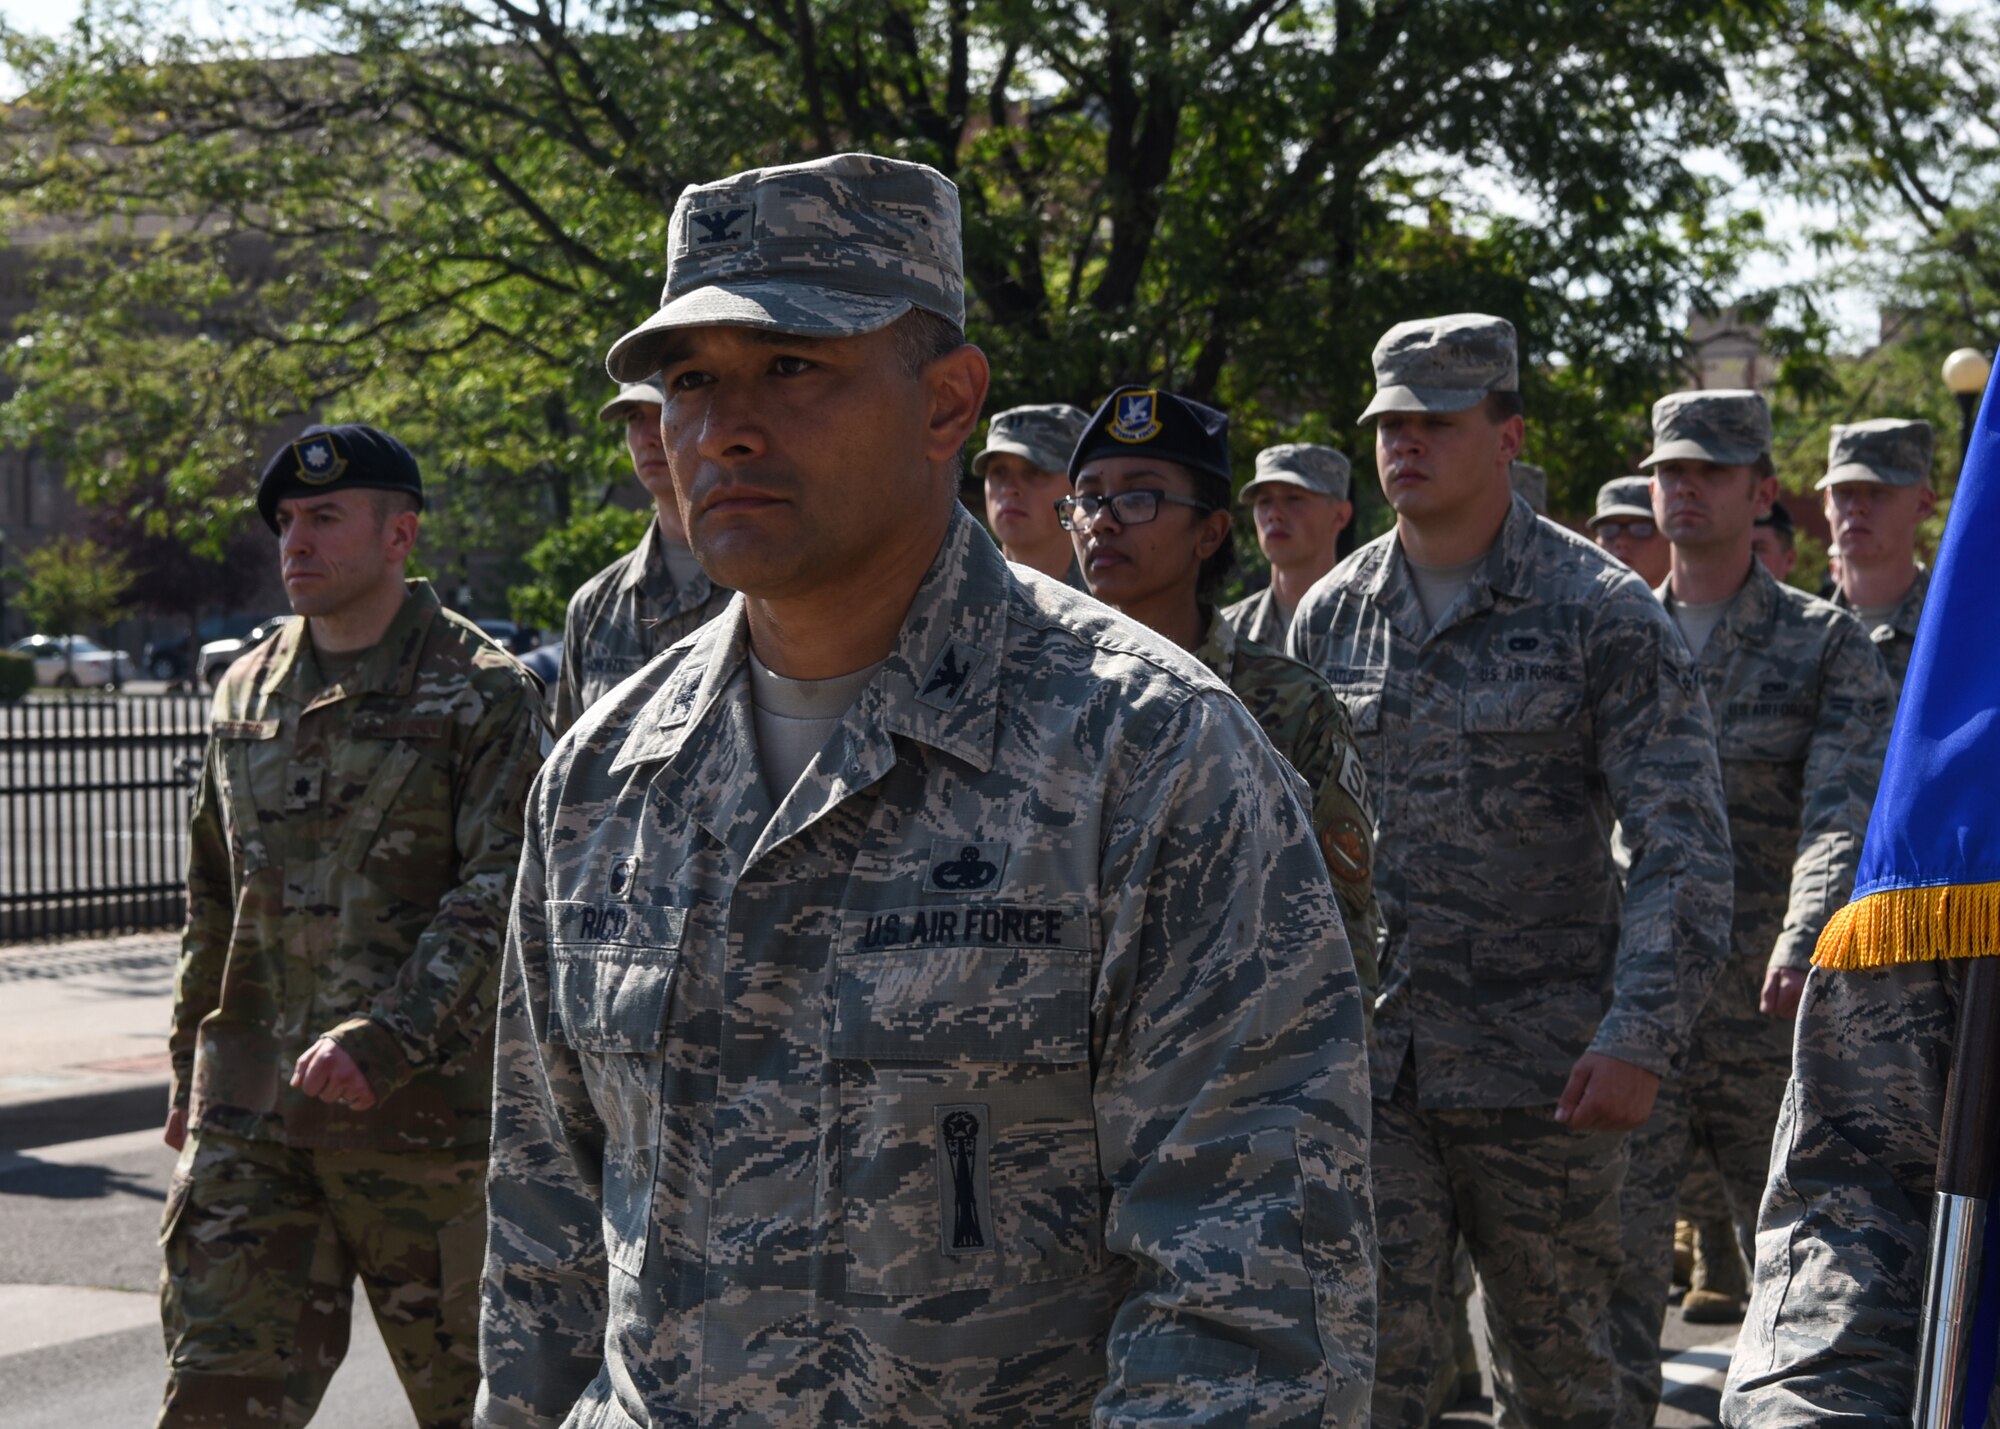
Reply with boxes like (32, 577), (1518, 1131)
(0, 694), (210, 941)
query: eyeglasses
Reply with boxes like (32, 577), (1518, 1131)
(1594, 519), (1657, 541)
(1055, 490), (1215, 531)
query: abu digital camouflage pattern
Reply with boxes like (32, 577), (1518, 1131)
(1640, 390), (1773, 469)
(1609, 562), (1891, 1427)
(171, 580), (548, 1149)
(596, 376), (666, 424)
(1243, 442), (1353, 501)
(607, 153), (965, 380)
(480, 508), (1377, 1427)
(1290, 494), (1733, 1426)
(1721, 960), (2000, 1426)
(1509, 460), (1549, 515)
(1289, 496), (1732, 1106)
(972, 403), (1089, 478)
(552, 518), (735, 734)
(1193, 607), (1382, 994)
(158, 1128), (485, 1427)
(1834, 566), (1931, 700)
(1220, 584), (1292, 648)
(1817, 417), (1936, 490)
(1357, 313), (1519, 421)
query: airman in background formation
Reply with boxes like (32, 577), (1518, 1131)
(1607, 390), (1892, 1426)
(551, 376), (735, 733)
(1588, 475), (1672, 588)
(1291, 313), (1733, 1427)
(973, 401), (1090, 587)
(1749, 499), (1796, 582)
(1223, 442), (1356, 647)
(479, 152), (1378, 1428)
(161, 425), (547, 1428)
(1821, 417), (1936, 699)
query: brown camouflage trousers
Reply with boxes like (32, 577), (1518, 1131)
(1371, 1061), (1627, 1429)
(157, 1128), (485, 1428)
(1608, 1045), (1791, 1429)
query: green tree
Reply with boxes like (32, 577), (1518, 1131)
(508, 506), (652, 632)
(8, 535), (137, 682)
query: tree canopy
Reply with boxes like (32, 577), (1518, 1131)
(0, 0), (1994, 572)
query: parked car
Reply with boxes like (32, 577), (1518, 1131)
(473, 618), (542, 655)
(7, 635), (132, 689)
(200, 617), (289, 690)
(518, 637), (562, 694)
(146, 615), (264, 683)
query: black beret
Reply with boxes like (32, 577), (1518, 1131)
(256, 424), (426, 534)
(1755, 499), (1796, 538)
(1069, 386), (1232, 496)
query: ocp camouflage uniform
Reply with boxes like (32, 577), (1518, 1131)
(1720, 961), (2000, 1425)
(1221, 583), (1290, 647)
(1608, 560), (1892, 1426)
(162, 580), (547, 1427)
(480, 508), (1378, 1427)
(1291, 492), (1733, 1428)
(1194, 606), (1381, 995)
(552, 517), (734, 734)
(1833, 565), (1928, 699)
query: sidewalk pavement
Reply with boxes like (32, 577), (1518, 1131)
(0, 932), (176, 1144)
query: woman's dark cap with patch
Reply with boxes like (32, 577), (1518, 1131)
(256, 424), (426, 534)
(1068, 386), (1232, 496)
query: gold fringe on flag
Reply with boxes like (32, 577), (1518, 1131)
(1814, 882), (2000, 970)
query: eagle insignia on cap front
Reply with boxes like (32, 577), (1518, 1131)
(293, 434), (346, 485)
(1108, 389), (1162, 443)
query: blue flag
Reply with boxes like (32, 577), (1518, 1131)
(1816, 355), (2000, 971)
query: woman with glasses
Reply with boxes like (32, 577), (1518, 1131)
(1063, 386), (1382, 996)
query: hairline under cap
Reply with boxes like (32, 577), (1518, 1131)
(606, 280), (919, 382)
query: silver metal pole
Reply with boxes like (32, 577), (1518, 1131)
(1915, 1191), (1987, 1429)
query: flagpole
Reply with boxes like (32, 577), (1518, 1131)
(1914, 956), (2000, 1428)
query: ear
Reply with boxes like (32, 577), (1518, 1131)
(1916, 484), (1937, 520)
(384, 511), (421, 564)
(1328, 498), (1354, 535)
(1752, 470), (1779, 519)
(1195, 506), (1233, 561)
(924, 344), (991, 473)
(1496, 414), (1526, 466)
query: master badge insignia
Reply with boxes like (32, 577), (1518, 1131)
(292, 434), (347, 485)
(929, 839), (1008, 892)
(1107, 388), (1163, 443)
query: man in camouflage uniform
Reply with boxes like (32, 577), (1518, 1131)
(1750, 500), (1797, 583)
(480, 153), (1376, 1428)
(160, 424), (547, 1428)
(1223, 443), (1356, 648)
(1290, 314), (1733, 1428)
(1820, 417), (1935, 701)
(551, 376), (735, 733)
(974, 402), (1090, 587)
(1588, 474), (1672, 588)
(1062, 391), (1381, 989)
(1606, 390), (1893, 1427)
(1722, 961), (1999, 1424)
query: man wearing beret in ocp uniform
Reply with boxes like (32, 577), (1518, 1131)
(551, 377), (736, 734)
(974, 402), (1090, 587)
(1289, 313), (1733, 1428)
(1604, 390), (1892, 1427)
(1820, 417), (1937, 703)
(159, 425), (548, 1428)
(1223, 443), (1357, 648)
(481, 152), (1376, 1428)
(1063, 392), (1382, 993)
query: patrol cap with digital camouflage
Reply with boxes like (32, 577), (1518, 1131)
(1640, 389), (1772, 468)
(598, 377), (666, 424)
(1816, 417), (1935, 490)
(972, 404), (1089, 479)
(606, 153), (964, 382)
(1240, 443), (1351, 502)
(256, 423), (425, 534)
(1509, 460), (1548, 515)
(1589, 476), (1656, 528)
(1357, 313), (1518, 423)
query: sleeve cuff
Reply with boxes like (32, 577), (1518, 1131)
(1587, 1011), (1676, 1080)
(323, 1017), (421, 1099)
(1768, 933), (1817, 975)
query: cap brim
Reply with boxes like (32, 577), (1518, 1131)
(1638, 439), (1766, 469)
(598, 396), (660, 423)
(1356, 385), (1491, 423)
(1239, 473), (1344, 502)
(606, 280), (913, 382)
(1815, 462), (1922, 491)
(1587, 503), (1655, 527)
(971, 439), (1056, 480)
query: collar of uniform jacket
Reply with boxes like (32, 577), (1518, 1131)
(1362, 490), (1542, 632)
(1659, 556), (1780, 657)
(619, 515), (718, 616)
(1194, 604), (1240, 683)
(610, 503), (1005, 777)
(1834, 562), (1929, 638)
(257, 579), (440, 707)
